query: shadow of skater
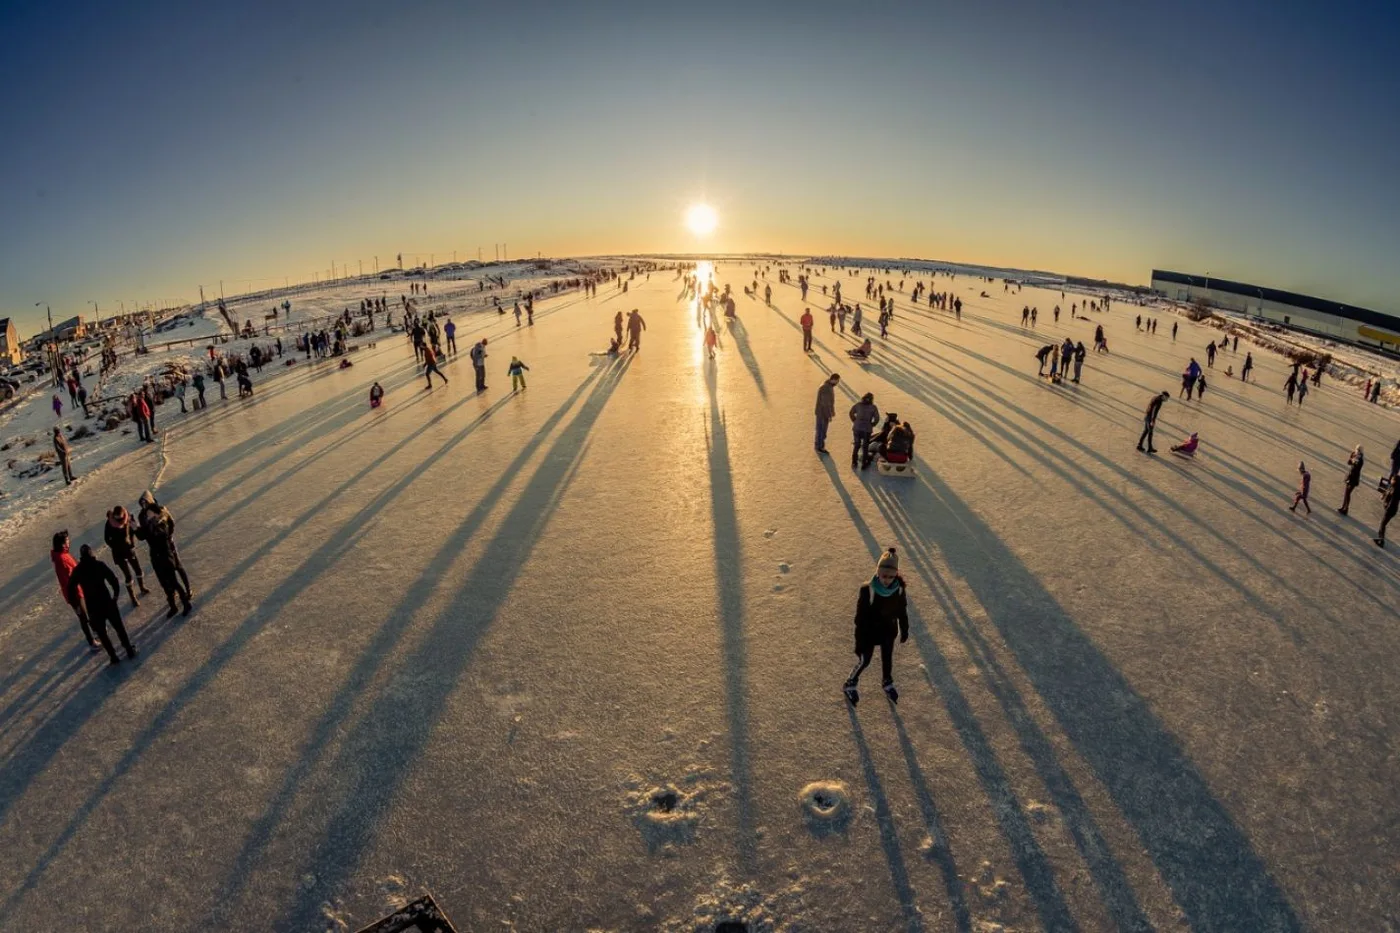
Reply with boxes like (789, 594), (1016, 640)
(897, 469), (1304, 933)
(704, 361), (758, 872)
(847, 704), (925, 933)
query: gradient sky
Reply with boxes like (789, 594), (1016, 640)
(2, 0), (1397, 336)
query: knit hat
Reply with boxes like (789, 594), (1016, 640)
(877, 547), (899, 573)
(138, 490), (156, 507)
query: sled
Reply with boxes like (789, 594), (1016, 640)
(354, 894), (458, 933)
(876, 457), (915, 477)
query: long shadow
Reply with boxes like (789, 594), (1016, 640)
(160, 289), (598, 521)
(725, 318), (768, 401)
(901, 466), (1304, 932)
(276, 357), (631, 931)
(868, 355), (1156, 545)
(867, 342), (1335, 638)
(198, 365), (619, 925)
(846, 705), (925, 933)
(0, 379), (562, 912)
(888, 709), (973, 933)
(703, 361), (758, 874)
(873, 489), (1153, 932)
(822, 466), (1079, 931)
(1, 389), (526, 767)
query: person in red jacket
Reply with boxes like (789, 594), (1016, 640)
(799, 308), (814, 352)
(51, 530), (96, 650)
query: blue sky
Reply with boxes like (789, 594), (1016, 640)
(2, 0), (1397, 336)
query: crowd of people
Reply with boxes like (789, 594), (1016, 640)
(50, 490), (194, 666)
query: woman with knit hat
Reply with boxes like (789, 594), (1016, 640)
(844, 546), (909, 705)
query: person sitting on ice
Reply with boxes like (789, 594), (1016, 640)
(338, 358), (353, 370)
(884, 422), (915, 463)
(369, 382), (384, 408)
(847, 338), (873, 360)
(1170, 432), (1200, 456)
(237, 372), (254, 398)
(870, 412), (900, 457)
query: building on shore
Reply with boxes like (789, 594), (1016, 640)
(0, 318), (20, 365)
(1151, 270), (1400, 353)
(27, 315), (87, 347)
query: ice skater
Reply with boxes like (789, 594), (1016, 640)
(1289, 462), (1312, 514)
(814, 373), (839, 454)
(419, 344), (447, 389)
(136, 491), (193, 616)
(843, 547), (909, 705)
(508, 356), (530, 391)
(1376, 479), (1400, 548)
(1242, 353), (1254, 382)
(370, 382), (384, 408)
(1339, 445), (1364, 515)
(626, 309), (646, 351)
(67, 545), (137, 666)
(800, 308), (814, 352)
(1137, 391), (1170, 454)
(104, 505), (149, 607)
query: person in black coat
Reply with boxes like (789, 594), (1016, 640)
(1338, 445), (1365, 515)
(67, 545), (136, 665)
(135, 491), (193, 616)
(1137, 392), (1169, 454)
(104, 505), (150, 606)
(844, 547), (909, 705)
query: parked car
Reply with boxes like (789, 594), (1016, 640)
(0, 376), (20, 401)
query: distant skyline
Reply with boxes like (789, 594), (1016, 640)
(2, 0), (1398, 336)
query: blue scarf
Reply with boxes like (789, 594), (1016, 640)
(870, 574), (899, 598)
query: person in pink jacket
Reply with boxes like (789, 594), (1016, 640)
(1170, 433), (1200, 456)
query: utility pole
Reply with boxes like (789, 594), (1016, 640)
(504, 243), (507, 261)
(36, 302), (57, 385)
(478, 247), (482, 262)
(199, 285), (205, 308)
(219, 280), (225, 301)
(359, 260), (363, 277)
(374, 256), (379, 274)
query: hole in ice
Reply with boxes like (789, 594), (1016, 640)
(714, 922), (749, 933)
(652, 789), (680, 813)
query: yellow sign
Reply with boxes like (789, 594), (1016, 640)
(1358, 325), (1400, 346)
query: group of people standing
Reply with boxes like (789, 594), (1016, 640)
(50, 491), (194, 666)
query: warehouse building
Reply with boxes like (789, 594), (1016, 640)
(1150, 270), (1400, 352)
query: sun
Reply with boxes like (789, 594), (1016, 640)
(685, 203), (718, 236)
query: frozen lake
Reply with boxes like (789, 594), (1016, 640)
(0, 262), (1396, 931)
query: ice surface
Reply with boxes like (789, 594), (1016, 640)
(0, 262), (1396, 931)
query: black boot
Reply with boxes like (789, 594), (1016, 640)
(137, 577), (150, 595)
(127, 584), (140, 607)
